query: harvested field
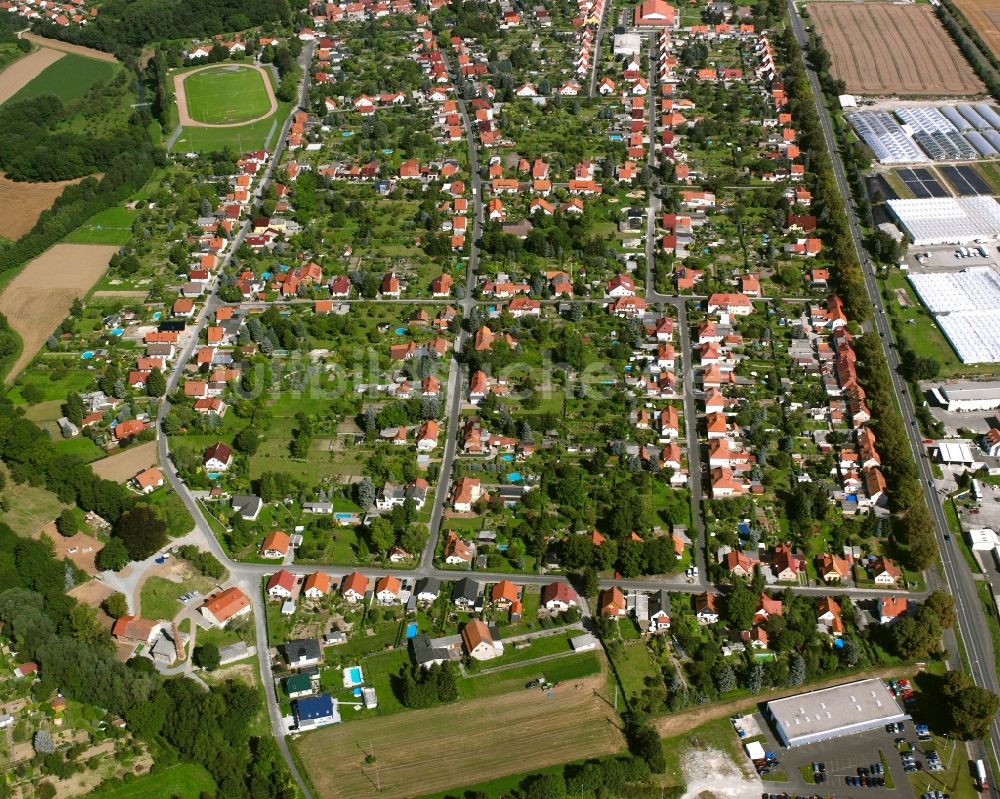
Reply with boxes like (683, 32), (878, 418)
(0, 46), (62, 104)
(0, 174), (86, 240)
(18, 33), (118, 63)
(0, 243), (118, 382)
(953, 0), (1000, 60)
(90, 440), (157, 483)
(809, 3), (984, 95)
(295, 672), (624, 799)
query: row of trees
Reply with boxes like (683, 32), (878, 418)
(34, 0), (292, 61)
(780, 30), (938, 572)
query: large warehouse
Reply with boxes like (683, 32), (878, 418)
(887, 196), (1000, 245)
(908, 269), (1000, 363)
(765, 679), (908, 747)
(931, 380), (1000, 411)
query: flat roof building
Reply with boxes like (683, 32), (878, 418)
(887, 196), (1000, 245)
(931, 380), (1000, 411)
(765, 679), (908, 747)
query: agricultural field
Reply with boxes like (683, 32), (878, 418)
(0, 173), (87, 241)
(953, 0), (1000, 59)
(0, 243), (118, 382)
(8, 52), (118, 104)
(178, 65), (276, 125)
(294, 670), (623, 799)
(0, 46), (61, 104)
(809, 3), (984, 95)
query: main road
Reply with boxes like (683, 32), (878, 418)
(787, 2), (1000, 791)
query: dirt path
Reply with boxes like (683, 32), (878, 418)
(0, 47), (62, 104)
(17, 33), (118, 63)
(652, 665), (912, 738)
(173, 63), (278, 129)
(0, 243), (118, 382)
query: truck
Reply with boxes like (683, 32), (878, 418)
(974, 758), (989, 792)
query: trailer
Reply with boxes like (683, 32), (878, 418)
(974, 758), (989, 792)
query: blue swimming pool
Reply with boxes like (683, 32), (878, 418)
(342, 130), (353, 137)
(151, 312), (161, 321)
(382, 148), (393, 154)
(110, 327), (124, 336)
(406, 622), (418, 639)
(344, 666), (365, 688)
(80, 351), (95, 360)
(500, 454), (514, 462)
(394, 327), (408, 335)
(353, 687), (363, 697)
(206, 472), (221, 480)
(335, 512), (353, 521)
(507, 472), (522, 483)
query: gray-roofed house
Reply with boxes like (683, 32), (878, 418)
(415, 577), (441, 603)
(649, 590), (672, 632)
(410, 633), (462, 668)
(453, 577), (483, 611)
(284, 638), (322, 669)
(232, 494), (263, 521)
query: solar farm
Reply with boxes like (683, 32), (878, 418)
(848, 104), (1000, 165)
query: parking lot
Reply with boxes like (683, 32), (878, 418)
(747, 715), (917, 798)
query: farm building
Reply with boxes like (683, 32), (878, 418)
(765, 679), (908, 747)
(887, 197), (1000, 245)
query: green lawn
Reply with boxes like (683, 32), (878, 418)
(52, 436), (105, 462)
(10, 53), (118, 104)
(83, 763), (215, 799)
(64, 206), (138, 246)
(171, 99), (291, 153)
(612, 640), (660, 701)
(458, 652), (601, 699)
(139, 575), (215, 622)
(181, 65), (273, 125)
(0, 465), (68, 535)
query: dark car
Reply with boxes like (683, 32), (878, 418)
(525, 679), (540, 689)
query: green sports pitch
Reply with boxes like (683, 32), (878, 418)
(181, 66), (273, 125)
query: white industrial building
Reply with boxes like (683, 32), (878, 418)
(934, 440), (977, 466)
(908, 269), (1000, 363)
(765, 679), (908, 748)
(966, 528), (1000, 551)
(613, 32), (643, 56)
(931, 380), (1000, 411)
(887, 197), (1000, 246)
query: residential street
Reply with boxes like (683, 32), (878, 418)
(786, 2), (1000, 792)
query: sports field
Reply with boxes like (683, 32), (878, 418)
(181, 65), (275, 125)
(809, 2), (984, 95)
(9, 52), (118, 104)
(294, 671), (624, 799)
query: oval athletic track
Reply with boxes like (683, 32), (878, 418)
(172, 62), (278, 128)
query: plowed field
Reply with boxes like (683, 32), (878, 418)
(809, 3), (984, 95)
